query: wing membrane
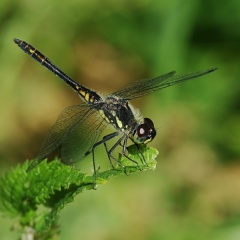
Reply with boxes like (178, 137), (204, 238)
(28, 104), (93, 170)
(61, 112), (107, 164)
(114, 68), (217, 100)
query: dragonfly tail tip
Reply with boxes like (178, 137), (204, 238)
(13, 38), (21, 44)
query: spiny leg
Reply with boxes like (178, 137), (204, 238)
(91, 131), (119, 185)
(103, 141), (114, 169)
(103, 135), (132, 169)
(134, 143), (148, 166)
(106, 135), (142, 175)
(106, 134), (127, 170)
(121, 137), (139, 166)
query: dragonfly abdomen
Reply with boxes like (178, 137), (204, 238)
(14, 38), (102, 105)
(75, 85), (102, 104)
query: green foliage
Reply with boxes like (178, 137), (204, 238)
(1, 0), (240, 239)
(0, 145), (158, 239)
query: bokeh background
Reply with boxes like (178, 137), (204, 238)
(0, 0), (240, 239)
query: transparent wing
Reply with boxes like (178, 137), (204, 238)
(113, 68), (217, 100)
(61, 112), (108, 164)
(27, 104), (94, 170)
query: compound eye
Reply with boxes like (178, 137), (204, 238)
(144, 118), (154, 128)
(136, 118), (156, 143)
(137, 123), (149, 137)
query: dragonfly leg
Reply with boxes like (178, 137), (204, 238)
(121, 137), (139, 166)
(91, 131), (119, 186)
(106, 134), (126, 168)
(133, 143), (147, 166)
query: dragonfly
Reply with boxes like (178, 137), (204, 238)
(14, 38), (217, 178)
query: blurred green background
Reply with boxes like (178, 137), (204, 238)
(0, 0), (240, 239)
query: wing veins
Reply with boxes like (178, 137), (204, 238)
(114, 68), (217, 100)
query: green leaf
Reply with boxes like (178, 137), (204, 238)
(0, 145), (158, 238)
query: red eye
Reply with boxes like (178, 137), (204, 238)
(137, 124), (148, 137)
(136, 118), (156, 143)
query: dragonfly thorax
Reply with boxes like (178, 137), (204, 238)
(99, 96), (136, 131)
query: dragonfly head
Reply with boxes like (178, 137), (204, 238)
(133, 118), (156, 144)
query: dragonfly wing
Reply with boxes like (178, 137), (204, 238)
(113, 68), (217, 100)
(27, 104), (92, 171)
(61, 111), (108, 164)
(113, 71), (175, 99)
